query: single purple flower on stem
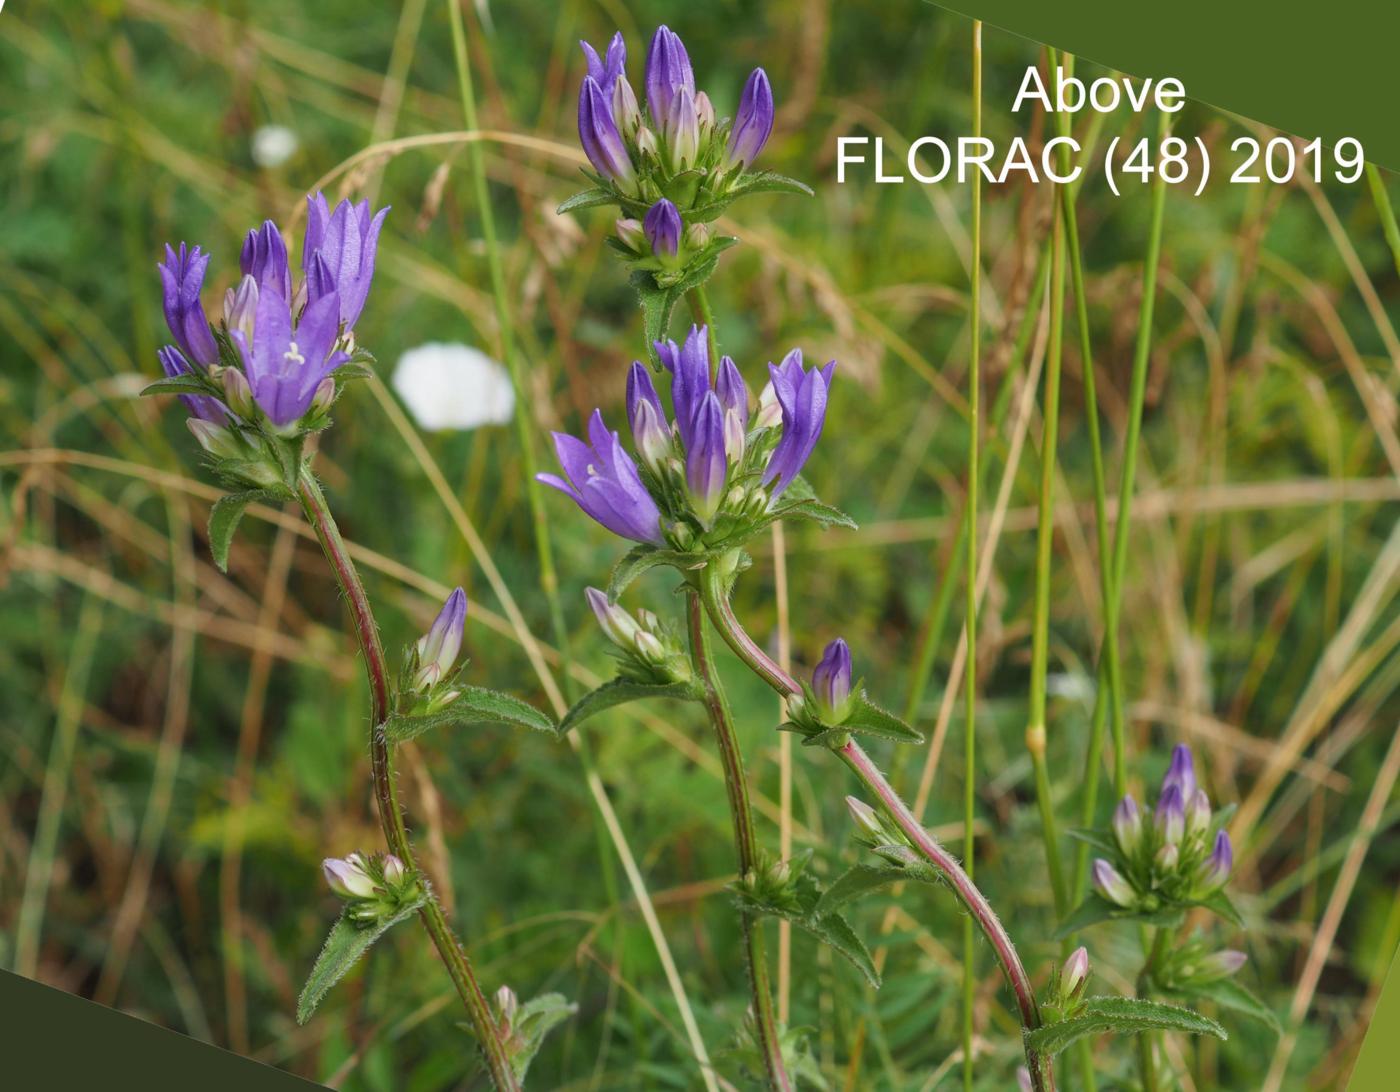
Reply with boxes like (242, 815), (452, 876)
(1195, 830), (1233, 892)
(240, 220), (291, 303)
(685, 391), (728, 521)
(302, 193), (388, 332)
(158, 243), (219, 366)
(1092, 858), (1136, 907)
(727, 68), (775, 168)
(538, 410), (663, 543)
(643, 198), (683, 258)
(644, 25), (694, 128)
(1113, 794), (1143, 855)
(626, 362), (671, 470)
(662, 85), (700, 170)
(811, 638), (853, 720)
(762, 349), (835, 498)
(1155, 783), (1186, 847)
(158, 345), (227, 423)
(580, 32), (626, 90)
(230, 286), (348, 426)
(655, 325), (711, 449)
(414, 587), (467, 689)
(1161, 743), (1196, 800)
(578, 77), (636, 190)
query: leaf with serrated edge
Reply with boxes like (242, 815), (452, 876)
(209, 490), (280, 573)
(297, 896), (426, 1024)
(1025, 996), (1226, 1057)
(735, 876), (880, 987)
(556, 188), (616, 215)
(142, 375), (216, 397)
(560, 679), (702, 734)
(733, 171), (816, 199)
(817, 861), (938, 916)
(841, 695), (924, 743)
(1166, 979), (1280, 1034)
(385, 686), (556, 743)
(608, 545), (697, 599)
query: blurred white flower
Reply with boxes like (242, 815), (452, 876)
(391, 342), (515, 432)
(251, 125), (298, 168)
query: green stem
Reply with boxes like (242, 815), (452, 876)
(962, 25), (984, 1089)
(1136, 928), (1171, 1092)
(696, 579), (1054, 1091)
(685, 584), (792, 1092)
(297, 472), (520, 1091)
(688, 284), (722, 375)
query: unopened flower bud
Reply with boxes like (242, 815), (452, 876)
(223, 274), (260, 342)
(1113, 794), (1143, 855)
(187, 418), (243, 460)
(585, 587), (642, 650)
(663, 86), (700, 171)
(222, 366), (256, 420)
(1092, 859), (1136, 908)
(846, 795), (885, 842)
(323, 853), (376, 899)
(414, 588), (467, 690)
(636, 126), (659, 160)
(694, 90), (716, 134)
(611, 74), (641, 136)
(1161, 743), (1197, 800)
(811, 638), (854, 722)
(635, 630), (666, 663)
(1156, 784), (1186, 847)
(1186, 788), (1212, 837)
(494, 984), (519, 1025)
(683, 221), (711, 251)
(627, 361), (672, 471)
(381, 854), (406, 886)
(727, 68), (774, 168)
(308, 375), (336, 417)
(1155, 842), (1179, 872)
(1195, 949), (1247, 982)
(615, 218), (646, 252)
(1194, 830), (1233, 893)
(1060, 946), (1090, 1000)
(643, 198), (682, 259)
(755, 380), (783, 429)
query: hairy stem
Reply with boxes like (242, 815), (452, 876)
(297, 471), (520, 1091)
(685, 587), (792, 1092)
(697, 572), (1053, 1090)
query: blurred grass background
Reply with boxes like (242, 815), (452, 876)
(2, 1), (1399, 1088)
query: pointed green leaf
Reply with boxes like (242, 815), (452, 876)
(141, 374), (216, 397)
(296, 896), (426, 1024)
(607, 544), (697, 599)
(556, 187), (617, 215)
(775, 499), (858, 530)
(385, 686), (556, 743)
(509, 993), (578, 1081)
(816, 860), (940, 916)
(1171, 978), (1280, 1034)
(840, 693), (924, 744)
(734, 874), (880, 987)
(1065, 827), (1120, 855)
(208, 490), (280, 572)
(559, 678), (703, 735)
(1197, 889), (1244, 927)
(732, 171), (816, 199)
(1025, 996), (1226, 1057)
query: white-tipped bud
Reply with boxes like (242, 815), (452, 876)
(612, 75), (641, 137)
(635, 126), (659, 159)
(1155, 842), (1180, 872)
(683, 221), (711, 251)
(308, 375), (336, 416)
(846, 795), (885, 841)
(494, 984), (519, 1025)
(224, 274), (260, 342)
(1186, 788), (1212, 837)
(615, 217), (646, 252)
(755, 381), (783, 429)
(695, 90), (716, 134)
(723, 407), (746, 463)
(381, 854), (406, 886)
(1061, 946), (1090, 1000)
(323, 854), (377, 899)
(222, 366), (256, 420)
(585, 587), (643, 650)
(635, 630), (666, 664)
(1092, 859), (1137, 908)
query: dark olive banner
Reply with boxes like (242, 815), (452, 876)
(0, 971), (326, 1091)
(926, 0), (1400, 171)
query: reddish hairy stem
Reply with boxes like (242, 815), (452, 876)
(297, 471), (520, 1091)
(697, 568), (1053, 1091)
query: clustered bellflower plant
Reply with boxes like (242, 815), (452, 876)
(545, 24), (1259, 1092)
(145, 195), (567, 1091)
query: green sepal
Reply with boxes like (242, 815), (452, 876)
(559, 678), (703, 735)
(208, 489), (283, 572)
(1024, 996), (1226, 1057)
(384, 685), (557, 743)
(296, 894), (427, 1024)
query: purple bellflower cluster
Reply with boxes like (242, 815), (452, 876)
(149, 193), (387, 491)
(1091, 745), (1236, 913)
(568, 26), (805, 289)
(539, 326), (838, 552)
